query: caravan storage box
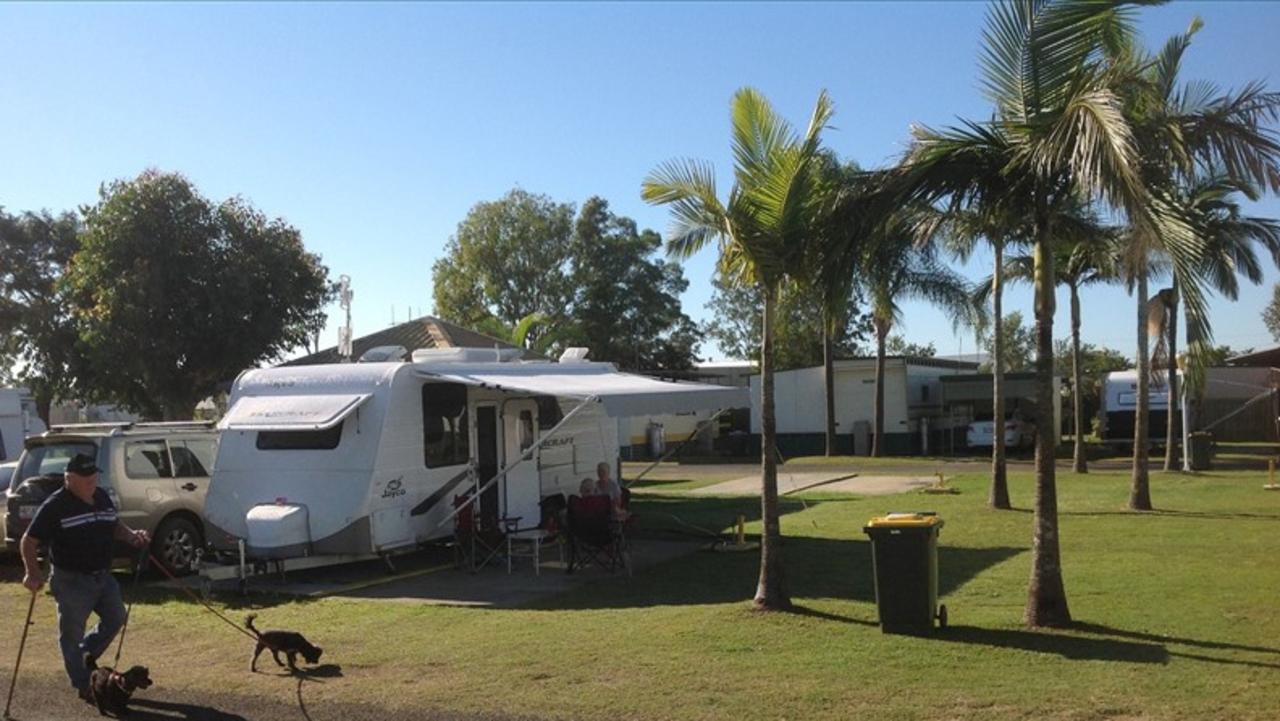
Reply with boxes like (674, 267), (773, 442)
(246, 504), (310, 559)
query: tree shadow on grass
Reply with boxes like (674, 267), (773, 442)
(937, 625), (1169, 664)
(529, 534), (1022, 611)
(1073, 621), (1280, 656)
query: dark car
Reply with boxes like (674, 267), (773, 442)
(5, 439), (99, 550)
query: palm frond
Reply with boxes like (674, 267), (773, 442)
(1041, 84), (1146, 213)
(1181, 82), (1280, 193)
(979, 0), (1146, 122)
(641, 159), (728, 259)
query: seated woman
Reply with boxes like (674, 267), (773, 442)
(593, 462), (627, 521)
(579, 477), (598, 498)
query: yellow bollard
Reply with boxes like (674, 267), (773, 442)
(736, 515), (746, 545)
(1267, 459), (1279, 490)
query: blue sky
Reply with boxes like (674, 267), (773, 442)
(3, 1), (1278, 362)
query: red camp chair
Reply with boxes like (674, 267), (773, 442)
(565, 494), (631, 576)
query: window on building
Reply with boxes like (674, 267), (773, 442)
(423, 383), (470, 468)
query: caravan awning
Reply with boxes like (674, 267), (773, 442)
(218, 393), (372, 431)
(416, 364), (748, 417)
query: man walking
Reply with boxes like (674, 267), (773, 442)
(20, 452), (150, 702)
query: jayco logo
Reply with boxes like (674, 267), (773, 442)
(381, 477), (406, 499)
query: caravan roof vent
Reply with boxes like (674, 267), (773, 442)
(559, 347), (590, 364)
(359, 345), (409, 363)
(412, 347), (525, 365)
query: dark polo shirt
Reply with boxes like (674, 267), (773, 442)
(26, 486), (118, 573)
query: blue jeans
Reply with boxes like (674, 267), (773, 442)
(49, 568), (125, 692)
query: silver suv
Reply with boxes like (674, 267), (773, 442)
(4, 422), (218, 573)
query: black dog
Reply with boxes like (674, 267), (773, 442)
(245, 613), (323, 673)
(86, 657), (152, 717)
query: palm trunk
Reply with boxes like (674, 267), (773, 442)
(1182, 304), (1198, 472)
(1070, 283), (1088, 474)
(1025, 210), (1071, 628)
(990, 241), (1010, 508)
(872, 318), (888, 458)
(823, 315), (836, 456)
(754, 284), (789, 610)
(1130, 268), (1153, 510)
(1163, 282), (1179, 472)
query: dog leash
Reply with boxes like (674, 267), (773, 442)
(111, 546), (150, 668)
(145, 553), (260, 643)
(2, 589), (37, 720)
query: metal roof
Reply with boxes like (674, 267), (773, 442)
(281, 316), (544, 366)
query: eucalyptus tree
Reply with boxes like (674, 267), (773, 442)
(643, 88), (834, 610)
(895, 0), (1166, 627)
(864, 212), (979, 457)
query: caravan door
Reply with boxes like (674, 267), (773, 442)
(502, 400), (540, 528)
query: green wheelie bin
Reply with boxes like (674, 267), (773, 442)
(862, 512), (946, 634)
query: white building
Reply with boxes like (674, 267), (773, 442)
(748, 357), (979, 456)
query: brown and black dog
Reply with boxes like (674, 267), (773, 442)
(86, 656), (152, 717)
(245, 613), (323, 673)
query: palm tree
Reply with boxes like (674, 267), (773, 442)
(473, 312), (566, 356)
(865, 212), (979, 457)
(807, 153), (865, 457)
(900, 0), (1280, 624)
(643, 88), (834, 610)
(982, 213), (1120, 474)
(1117, 17), (1280, 506)
(896, 0), (1161, 627)
(945, 206), (1034, 507)
(1146, 174), (1280, 469)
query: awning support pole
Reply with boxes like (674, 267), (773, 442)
(626, 408), (730, 488)
(430, 395), (599, 535)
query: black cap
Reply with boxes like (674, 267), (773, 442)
(65, 453), (100, 476)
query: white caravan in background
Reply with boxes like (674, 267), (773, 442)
(203, 348), (746, 565)
(0, 389), (47, 463)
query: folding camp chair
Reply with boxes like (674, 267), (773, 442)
(453, 494), (506, 573)
(565, 494), (631, 576)
(505, 494), (566, 575)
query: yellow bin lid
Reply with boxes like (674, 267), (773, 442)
(865, 513), (943, 528)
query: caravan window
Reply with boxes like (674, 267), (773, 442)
(423, 383), (470, 468)
(256, 424), (343, 450)
(519, 410), (535, 451)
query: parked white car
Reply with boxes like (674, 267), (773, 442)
(967, 418), (1036, 449)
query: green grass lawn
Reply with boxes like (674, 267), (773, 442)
(3, 464), (1278, 720)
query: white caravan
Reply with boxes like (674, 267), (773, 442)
(0, 389), (47, 463)
(1100, 370), (1172, 445)
(204, 348), (746, 562)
